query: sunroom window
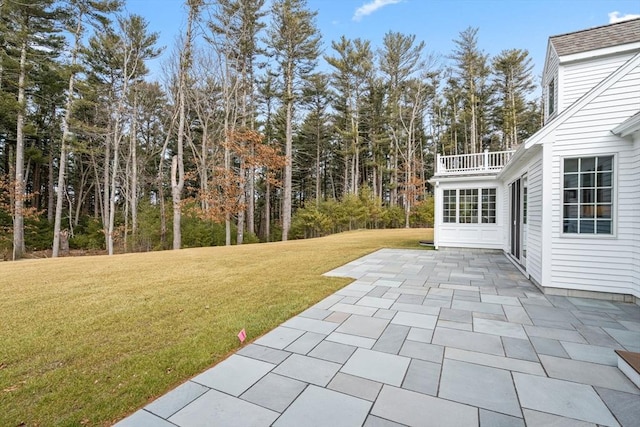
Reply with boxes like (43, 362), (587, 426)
(442, 188), (496, 224)
(563, 156), (613, 234)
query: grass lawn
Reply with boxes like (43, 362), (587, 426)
(0, 228), (432, 426)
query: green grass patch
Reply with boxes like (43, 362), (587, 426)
(0, 228), (432, 426)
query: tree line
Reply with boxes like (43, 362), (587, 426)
(0, 0), (541, 259)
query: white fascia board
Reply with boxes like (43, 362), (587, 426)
(430, 175), (500, 185)
(612, 111), (640, 138)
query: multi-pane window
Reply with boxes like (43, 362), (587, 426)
(443, 190), (457, 223)
(459, 189), (478, 223)
(563, 156), (613, 234)
(548, 78), (555, 116)
(481, 188), (496, 223)
(443, 188), (496, 224)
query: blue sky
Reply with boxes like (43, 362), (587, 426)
(124, 0), (640, 85)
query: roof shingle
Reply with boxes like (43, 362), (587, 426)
(550, 18), (640, 56)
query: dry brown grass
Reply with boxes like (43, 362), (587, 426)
(0, 228), (432, 426)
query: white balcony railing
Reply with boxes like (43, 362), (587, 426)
(435, 149), (516, 176)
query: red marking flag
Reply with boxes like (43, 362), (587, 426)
(237, 328), (247, 343)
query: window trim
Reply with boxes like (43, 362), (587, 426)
(548, 77), (556, 117)
(442, 187), (497, 225)
(561, 154), (616, 238)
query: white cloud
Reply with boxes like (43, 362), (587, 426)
(353, 0), (402, 22)
(608, 11), (640, 23)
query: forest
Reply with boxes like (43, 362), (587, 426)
(0, 0), (541, 260)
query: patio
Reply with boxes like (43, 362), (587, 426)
(115, 248), (640, 426)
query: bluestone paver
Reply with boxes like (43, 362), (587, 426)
(341, 348), (410, 386)
(513, 373), (620, 426)
(273, 354), (340, 387)
(439, 359), (522, 417)
(191, 355), (274, 396)
(273, 385), (371, 427)
(113, 410), (176, 427)
(145, 381), (209, 418)
(335, 314), (390, 339)
(240, 373), (306, 413)
(237, 344), (291, 364)
(372, 385), (478, 427)
(529, 336), (570, 358)
(539, 354), (639, 394)
(595, 387), (640, 427)
(116, 248), (638, 427)
(390, 311), (437, 329)
(363, 415), (407, 427)
(473, 317), (528, 339)
(327, 372), (382, 401)
(603, 327), (640, 352)
(401, 359), (441, 396)
(308, 340), (357, 364)
(325, 331), (376, 349)
(444, 347), (544, 376)
(432, 327), (505, 356)
(405, 327), (433, 343)
(253, 326), (305, 350)
(560, 341), (619, 366)
(398, 340), (443, 363)
(479, 409), (525, 427)
(522, 409), (597, 427)
(357, 296), (395, 309)
(372, 324), (410, 354)
(284, 331), (326, 354)
(169, 389), (279, 427)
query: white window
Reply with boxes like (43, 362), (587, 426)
(443, 188), (496, 224)
(548, 78), (555, 116)
(482, 188), (496, 223)
(563, 156), (613, 234)
(443, 190), (456, 223)
(459, 189), (478, 223)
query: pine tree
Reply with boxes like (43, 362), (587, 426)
(450, 27), (490, 154)
(265, 0), (320, 241)
(492, 48), (536, 149)
(4, 0), (63, 259)
(52, 0), (121, 257)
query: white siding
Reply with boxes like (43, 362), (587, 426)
(548, 60), (640, 297)
(561, 52), (636, 110)
(435, 178), (503, 250)
(526, 156), (543, 285)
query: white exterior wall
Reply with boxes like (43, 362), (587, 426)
(632, 134), (640, 298)
(561, 52), (636, 110)
(499, 151), (544, 285)
(434, 177), (503, 249)
(548, 61), (640, 298)
(525, 156), (544, 285)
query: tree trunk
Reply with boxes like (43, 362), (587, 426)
(53, 19), (82, 257)
(13, 39), (27, 260)
(47, 151), (54, 223)
(265, 173), (270, 242)
(107, 130), (119, 255)
(130, 95), (138, 243)
(171, 155), (182, 249)
(282, 66), (293, 241)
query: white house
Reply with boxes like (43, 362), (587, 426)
(430, 19), (640, 301)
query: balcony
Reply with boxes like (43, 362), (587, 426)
(435, 149), (516, 176)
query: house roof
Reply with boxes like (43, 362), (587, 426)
(550, 18), (640, 57)
(500, 51), (640, 178)
(612, 111), (640, 138)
